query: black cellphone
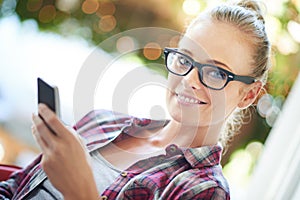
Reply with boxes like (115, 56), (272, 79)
(37, 77), (61, 118)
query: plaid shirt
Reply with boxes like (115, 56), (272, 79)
(0, 109), (230, 200)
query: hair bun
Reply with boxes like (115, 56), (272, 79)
(237, 0), (266, 22)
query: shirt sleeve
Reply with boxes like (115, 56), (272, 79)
(167, 184), (230, 200)
(183, 186), (230, 200)
(0, 154), (42, 199)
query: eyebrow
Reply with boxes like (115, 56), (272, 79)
(180, 48), (232, 71)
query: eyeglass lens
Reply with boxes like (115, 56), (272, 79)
(166, 51), (228, 90)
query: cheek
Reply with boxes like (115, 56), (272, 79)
(166, 74), (179, 105)
(222, 86), (244, 116)
(210, 92), (227, 121)
(209, 86), (243, 120)
(165, 74), (179, 113)
(167, 74), (182, 91)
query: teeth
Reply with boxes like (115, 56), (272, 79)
(177, 94), (204, 104)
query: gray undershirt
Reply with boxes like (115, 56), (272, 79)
(25, 150), (120, 199)
(90, 149), (121, 193)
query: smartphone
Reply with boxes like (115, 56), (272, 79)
(37, 77), (61, 118)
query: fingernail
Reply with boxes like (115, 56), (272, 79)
(32, 113), (36, 120)
(38, 103), (45, 110)
(38, 104), (48, 115)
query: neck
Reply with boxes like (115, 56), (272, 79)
(149, 119), (224, 148)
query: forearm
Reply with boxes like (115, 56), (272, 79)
(63, 178), (99, 200)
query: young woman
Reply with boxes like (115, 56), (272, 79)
(0, 0), (271, 199)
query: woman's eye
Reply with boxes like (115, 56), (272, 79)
(208, 70), (227, 80)
(178, 56), (191, 67)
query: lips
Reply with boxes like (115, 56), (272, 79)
(176, 93), (207, 105)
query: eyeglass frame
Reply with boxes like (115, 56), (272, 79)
(163, 47), (256, 90)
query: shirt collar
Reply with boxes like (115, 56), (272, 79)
(78, 110), (222, 168)
(131, 118), (223, 168)
(181, 144), (223, 168)
(162, 143), (222, 168)
(129, 118), (223, 168)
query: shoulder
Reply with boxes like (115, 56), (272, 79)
(71, 109), (136, 151)
(189, 186), (230, 200)
(169, 178), (229, 199)
(165, 167), (230, 199)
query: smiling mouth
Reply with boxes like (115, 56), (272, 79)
(176, 93), (207, 105)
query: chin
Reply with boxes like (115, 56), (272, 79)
(166, 103), (206, 127)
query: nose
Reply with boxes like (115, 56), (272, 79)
(182, 68), (202, 90)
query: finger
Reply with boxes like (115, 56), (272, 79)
(31, 124), (49, 153)
(38, 104), (68, 139)
(32, 113), (57, 145)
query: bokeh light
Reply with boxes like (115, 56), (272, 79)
(56, 0), (80, 13)
(265, 15), (281, 44)
(273, 95), (284, 109)
(257, 94), (273, 118)
(116, 36), (136, 54)
(82, 0), (99, 15)
(266, 106), (281, 126)
(276, 32), (299, 55)
(264, 0), (285, 16)
(182, 0), (201, 16)
(287, 21), (300, 43)
(143, 42), (162, 60)
(257, 93), (283, 127)
(26, 0), (43, 12)
(0, 0), (17, 16)
(223, 141), (264, 198)
(223, 149), (253, 188)
(294, 0), (300, 10)
(38, 5), (56, 23)
(96, 1), (116, 17)
(245, 141), (264, 161)
(98, 15), (116, 32)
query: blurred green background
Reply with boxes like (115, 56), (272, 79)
(0, 0), (299, 195)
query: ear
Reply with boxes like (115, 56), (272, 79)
(238, 81), (262, 109)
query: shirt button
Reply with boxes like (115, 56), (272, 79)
(121, 171), (128, 177)
(170, 145), (177, 152)
(159, 156), (165, 162)
(100, 195), (108, 200)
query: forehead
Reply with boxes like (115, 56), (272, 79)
(179, 18), (253, 75)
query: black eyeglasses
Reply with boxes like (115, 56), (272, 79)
(163, 48), (256, 90)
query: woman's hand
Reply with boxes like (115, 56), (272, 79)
(31, 104), (99, 200)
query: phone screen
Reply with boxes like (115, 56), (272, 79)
(37, 78), (60, 117)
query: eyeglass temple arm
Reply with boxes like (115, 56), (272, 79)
(230, 74), (256, 84)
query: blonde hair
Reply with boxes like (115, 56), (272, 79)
(187, 0), (271, 151)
